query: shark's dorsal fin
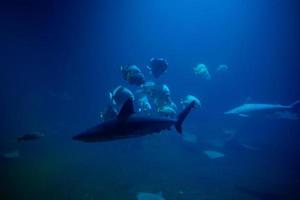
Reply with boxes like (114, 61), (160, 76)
(117, 98), (134, 120)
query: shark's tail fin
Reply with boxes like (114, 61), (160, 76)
(289, 100), (300, 113)
(175, 101), (195, 134)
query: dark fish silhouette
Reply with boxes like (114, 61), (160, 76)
(147, 58), (168, 78)
(17, 132), (44, 142)
(73, 98), (195, 142)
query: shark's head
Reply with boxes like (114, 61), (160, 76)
(72, 122), (117, 142)
(72, 130), (101, 142)
(72, 130), (114, 143)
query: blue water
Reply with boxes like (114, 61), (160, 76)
(1, 0), (300, 199)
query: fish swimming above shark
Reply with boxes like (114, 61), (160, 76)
(73, 98), (195, 142)
(224, 100), (300, 120)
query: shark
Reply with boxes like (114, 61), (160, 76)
(224, 100), (300, 119)
(73, 98), (195, 142)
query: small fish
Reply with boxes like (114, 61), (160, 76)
(182, 132), (198, 144)
(100, 93), (118, 121)
(239, 143), (260, 151)
(157, 105), (177, 117)
(216, 64), (228, 72)
(203, 150), (225, 159)
(194, 64), (211, 80)
(17, 132), (44, 142)
(3, 150), (19, 159)
(147, 58), (168, 79)
(137, 192), (165, 200)
(111, 86), (135, 107)
(181, 95), (201, 108)
(121, 65), (145, 86)
(138, 95), (152, 112)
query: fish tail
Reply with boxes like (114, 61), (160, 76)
(175, 101), (195, 134)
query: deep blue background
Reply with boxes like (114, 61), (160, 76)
(1, 0), (300, 199)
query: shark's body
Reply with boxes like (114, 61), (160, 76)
(73, 99), (195, 142)
(224, 100), (300, 119)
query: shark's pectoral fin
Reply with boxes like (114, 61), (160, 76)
(117, 98), (135, 120)
(239, 114), (249, 118)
